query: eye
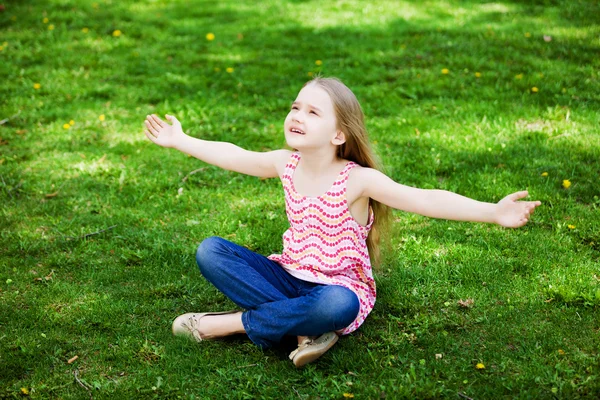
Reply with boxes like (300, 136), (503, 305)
(310, 110), (318, 115)
(291, 106), (298, 110)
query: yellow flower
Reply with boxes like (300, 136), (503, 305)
(82, 27), (89, 33)
(43, 17), (49, 23)
(515, 73), (523, 80)
(315, 60), (323, 66)
(567, 225), (576, 230)
(441, 68), (449, 74)
(531, 87), (539, 93)
(69, 120), (75, 126)
(0, 46), (4, 51)
(63, 123), (71, 129)
(21, 388), (29, 395)
(307, 71), (314, 77)
(99, 114), (105, 121)
(33, 83), (41, 90)
(226, 67), (234, 73)
(113, 30), (122, 37)
(476, 363), (485, 370)
(562, 179), (571, 189)
(558, 349), (565, 355)
(525, 32), (531, 38)
(206, 32), (215, 41)
(475, 72), (481, 78)
(541, 172), (548, 177)
(48, 24), (55, 30)
(343, 394), (354, 399)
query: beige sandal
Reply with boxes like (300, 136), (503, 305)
(172, 311), (238, 342)
(289, 332), (339, 367)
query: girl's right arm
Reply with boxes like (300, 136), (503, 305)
(144, 114), (290, 178)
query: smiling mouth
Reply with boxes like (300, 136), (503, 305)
(290, 128), (305, 135)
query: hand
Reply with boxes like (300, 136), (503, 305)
(144, 114), (184, 148)
(495, 190), (542, 228)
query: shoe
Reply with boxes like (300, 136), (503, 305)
(288, 332), (339, 367)
(172, 311), (238, 342)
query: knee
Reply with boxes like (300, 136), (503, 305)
(315, 286), (360, 330)
(195, 236), (226, 276)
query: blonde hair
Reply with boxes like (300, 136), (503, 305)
(305, 77), (391, 268)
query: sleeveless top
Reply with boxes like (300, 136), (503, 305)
(268, 152), (376, 335)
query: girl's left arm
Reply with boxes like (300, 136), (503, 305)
(356, 168), (541, 228)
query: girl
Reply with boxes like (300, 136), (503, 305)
(143, 77), (541, 367)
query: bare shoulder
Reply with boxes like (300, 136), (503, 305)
(347, 165), (380, 201)
(270, 149), (293, 178)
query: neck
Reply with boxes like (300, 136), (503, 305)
(297, 147), (340, 177)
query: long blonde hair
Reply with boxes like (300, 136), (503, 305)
(305, 77), (391, 268)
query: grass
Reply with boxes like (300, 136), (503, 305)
(1, 0), (599, 398)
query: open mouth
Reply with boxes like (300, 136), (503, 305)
(290, 128), (305, 135)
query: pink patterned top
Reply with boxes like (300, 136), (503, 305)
(268, 152), (376, 335)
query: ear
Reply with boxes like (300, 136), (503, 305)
(331, 130), (346, 145)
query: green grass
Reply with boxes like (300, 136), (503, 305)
(1, 0), (599, 398)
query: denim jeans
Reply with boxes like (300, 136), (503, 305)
(195, 236), (360, 349)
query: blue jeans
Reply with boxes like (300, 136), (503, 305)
(195, 236), (360, 349)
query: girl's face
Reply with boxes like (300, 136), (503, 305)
(284, 84), (341, 151)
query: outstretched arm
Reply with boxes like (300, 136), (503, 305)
(355, 168), (541, 228)
(144, 114), (290, 178)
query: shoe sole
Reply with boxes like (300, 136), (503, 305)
(292, 332), (339, 367)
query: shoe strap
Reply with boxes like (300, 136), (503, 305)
(289, 338), (313, 360)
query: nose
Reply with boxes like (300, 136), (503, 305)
(292, 109), (305, 123)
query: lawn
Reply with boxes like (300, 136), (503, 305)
(1, 0), (599, 398)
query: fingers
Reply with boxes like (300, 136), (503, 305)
(145, 119), (159, 137)
(146, 114), (164, 132)
(507, 190), (529, 202)
(150, 114), (166, 128)
(144, 129), (157, 142)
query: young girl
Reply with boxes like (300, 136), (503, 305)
(143, 77), (541, 367)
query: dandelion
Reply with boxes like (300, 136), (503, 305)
(515, 73), (523, 80)
(48, 24), (55, 30)
(0, 46), (3, 52)
(562, 179), (571, 189)
(113, 30), (122, 37)
(69, 120), (75, 126)
(206, 32), (215, 41)
(541, 172), (548, 177)
(525, 32), (531, 38)
(531, 87), (539, 93)
(21, 388), (29, 395)
(567, 225), (576, 230)
(476, 363), (485, 370)
(82, 27), (89, 33)
(315, 60), (323, 66)
(43, 17), (49, 23)
(226, 67), (234, 73)
(558, 349), (566, 355)
(441, 68), (449, 74)
(99, 114), (105, 121)
(63, 123), (71, 129)
(343, 394), (354, 399)
(475, 72), (481, 78)
(33, 83), (41, 90)
(307, 71), (314, 77)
